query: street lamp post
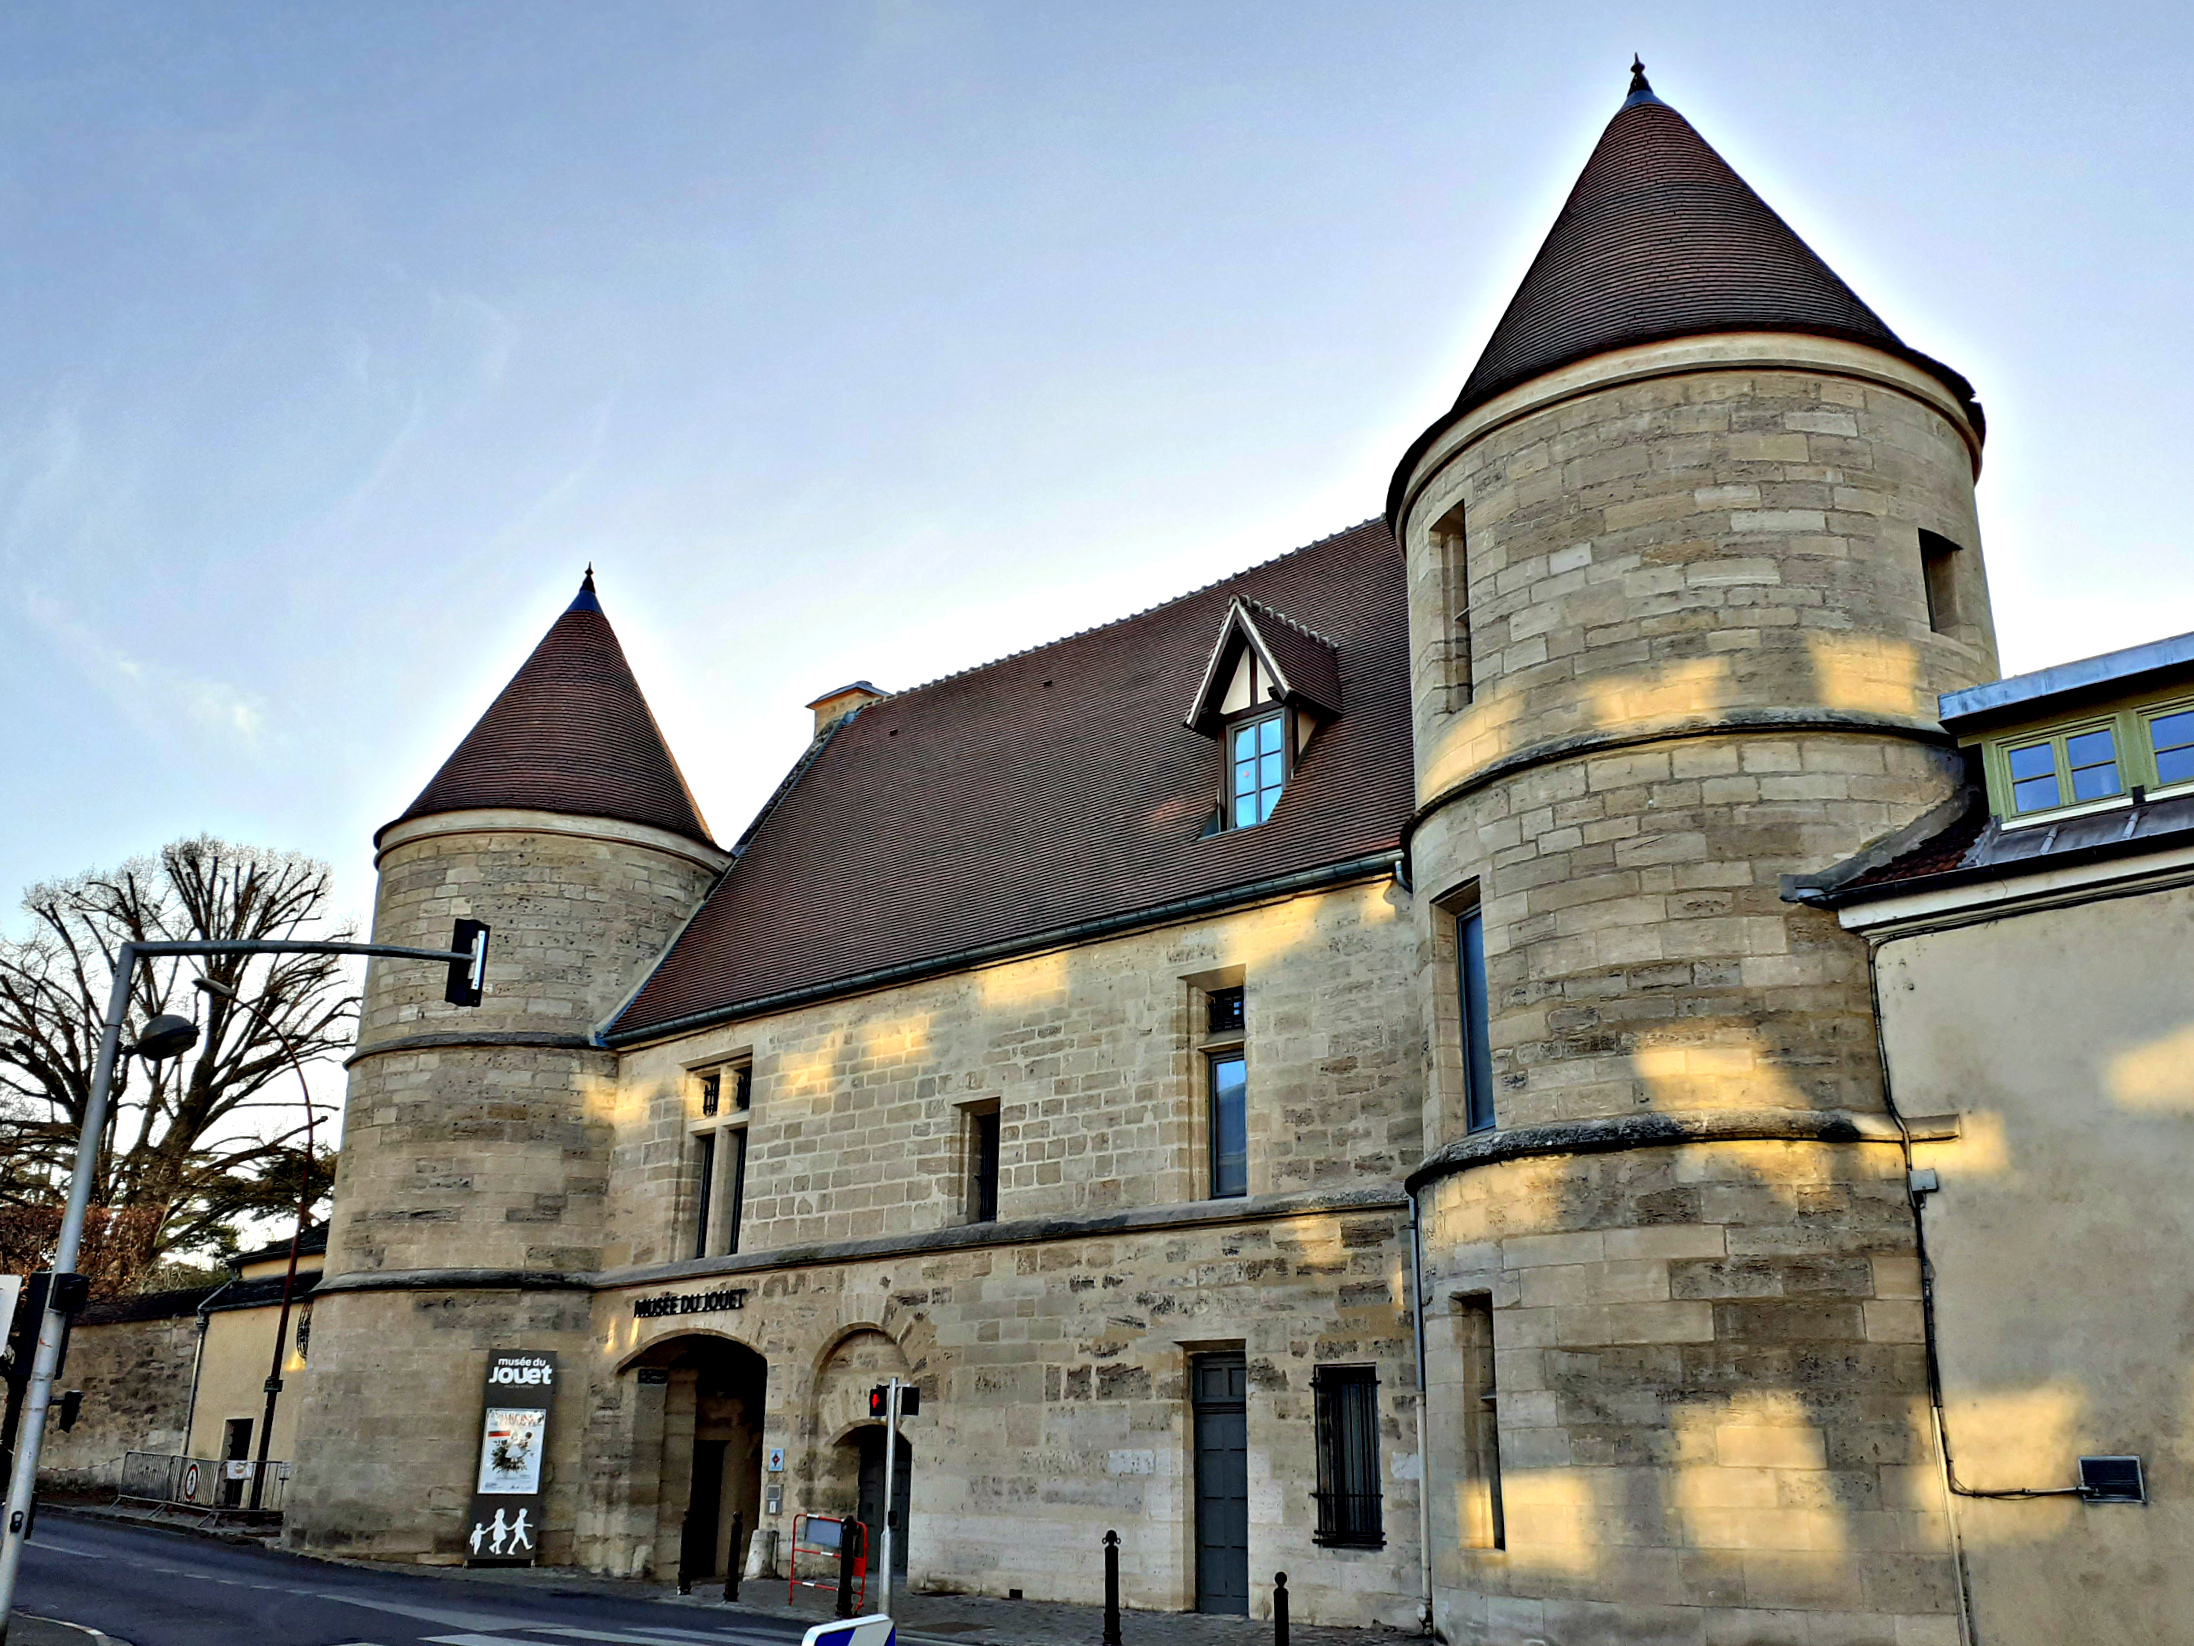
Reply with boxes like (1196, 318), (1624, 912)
(0, 928), (488, 1644)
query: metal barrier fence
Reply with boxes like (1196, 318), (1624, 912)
(117, 1451), (288, 1520)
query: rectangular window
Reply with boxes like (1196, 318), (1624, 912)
(1457, 1295), (1504, 1549)
(2007, 740), (2060, 812)
(1207, 986), (1245, 1035)
(722, 1128), (747, 1256)
(2004, 725), (2126, 815)
(969, 1107), (1001, 1224)
(1919, 529), (1963, 633)
(700, 1071), (721, 1117)
(733, 1063), (753, 1111)
(2066, 726), (2121, 802)
(1458, 904), (1495, 1133)
(1229, 713), (1286, 828)
(1434, 500), (1473, 708)
(692, 1131), (716, 1260)
(2150, 707), (2194, 788)
(1312, 1366), (1383, 1547)
(1208, 1052), (1248, 1198)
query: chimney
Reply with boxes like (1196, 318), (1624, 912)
(806, 681), (886, 739)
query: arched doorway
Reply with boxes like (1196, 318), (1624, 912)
(627, 1334), (766, 1581)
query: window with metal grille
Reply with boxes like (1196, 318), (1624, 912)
(700, 1071), (721, 1117)
(1207, 986), (1244, 1035)
(1312, 1366), (1382, 1547)
(733, 1063), (753, 1111)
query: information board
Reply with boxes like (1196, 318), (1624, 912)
(465, 1349), (557, 1565)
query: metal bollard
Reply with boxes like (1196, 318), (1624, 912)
(676, 1512), (693, 1595)
(723, 1510), (743, 1602)
(1273, 1571), (1289, 1646)
(1102, 1528), (1122, 1646)
(835, 1518), (861, 1619)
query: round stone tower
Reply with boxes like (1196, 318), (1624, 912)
(288, 573), (727, 1562)
(1398, 68), (1996, 1642)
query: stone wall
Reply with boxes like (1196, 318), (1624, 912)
(588, 1200), (1425, 1627)
(606, 877), (1421, 1266)
(38, 1296), (205, 1491)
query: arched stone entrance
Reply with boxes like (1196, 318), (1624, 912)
(628, 1333), (766, 1581)
(807, 1326), (917, 1580)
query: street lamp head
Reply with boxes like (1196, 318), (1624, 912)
(192, 977), (238, 1002)
(131, 1015), (201, 1062)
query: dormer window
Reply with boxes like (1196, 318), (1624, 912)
(1230, 712), (1287, 827)
(1184, 596), (1343, 834)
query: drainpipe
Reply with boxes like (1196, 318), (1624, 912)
(1406, 1188), (1434, 1637)
(183, 1281), (231, 1460)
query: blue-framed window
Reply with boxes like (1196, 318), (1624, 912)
(1229, 712), (1287, 828)
(1459, 904), (1494, 1133)
(1209, 1051), (1248, 1198)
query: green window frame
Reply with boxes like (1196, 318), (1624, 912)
(1983, 692), (2194, 818)
(2142, 701), (2194, 791)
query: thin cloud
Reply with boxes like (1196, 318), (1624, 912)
(22, 591), (270, 751)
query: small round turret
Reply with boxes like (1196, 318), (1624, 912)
(288, 574), (727, 1562)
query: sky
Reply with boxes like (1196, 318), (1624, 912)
(3, 1), (2191, 944)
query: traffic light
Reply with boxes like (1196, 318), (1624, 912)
(868, 1384), (919, 1418)
(444, 919), (491, 1007)
(55, 1391), (81, 1433)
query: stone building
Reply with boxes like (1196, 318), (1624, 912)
(283, 65), (2180, 1644)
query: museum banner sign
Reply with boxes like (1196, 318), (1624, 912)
(465, 1349), (557, 1566)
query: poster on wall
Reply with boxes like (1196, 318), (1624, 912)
(465, 1350), (557, 1566)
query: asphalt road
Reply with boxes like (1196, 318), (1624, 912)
(16, 1512), (817, 1646)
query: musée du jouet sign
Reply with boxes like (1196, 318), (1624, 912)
(631, 1286), (748, 1319)
(466, 1350), (556, 1566)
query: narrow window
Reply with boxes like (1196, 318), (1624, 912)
(2151, 708), (2194, 787)
(692, 1131), (716, 1260)
(1312, 1366), (1383, 1547)
(1457, 1294), (1504, 1549)
(722, 1129), (747, 1256)
(969, 1107), (1001, 1224)
(2006, 741), (2060, 813)
(2066, 726), (2122, 802)
(1207, 986), (1245, 1035)
(1919, 529), (1963, 633)
(1434, 501), (1474, 708)
(1229, 712), (1287, 828)
(1458, 903), (1495, 1133)
(700, 1071), (721, 1118)
(733, 1063), (753, 1111)
(1208, 1052), (1248, 1198)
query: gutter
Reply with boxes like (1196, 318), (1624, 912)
(603, 848), (1403, 1048)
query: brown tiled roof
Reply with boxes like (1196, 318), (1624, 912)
(1837, 799), (1992, 892)
(612, 521), (1412, 1039)
(384, 574), (714, 848)
(1388, 65), (1982, 525)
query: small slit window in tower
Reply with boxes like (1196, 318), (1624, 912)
(1919, 529), (1964, 633)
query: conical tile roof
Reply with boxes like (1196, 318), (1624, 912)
(1389, 63), (1981, 524)
(383, 571), (714, 847)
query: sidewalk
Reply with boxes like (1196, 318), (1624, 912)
(16, 1618), (129, 1646)
(46, 1500), (1419, 1646)
(458, 1560), (1416, 1646)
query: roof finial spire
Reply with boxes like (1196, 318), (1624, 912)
(582, 562), (595, 591)
(1623, 53), (1659, 107)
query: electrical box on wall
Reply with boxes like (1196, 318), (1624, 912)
(2078, 1456), (2146, 1502)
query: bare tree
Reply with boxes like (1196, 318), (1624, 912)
(0, 837), (355, 1293)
